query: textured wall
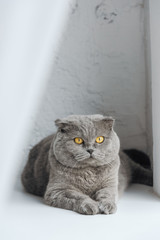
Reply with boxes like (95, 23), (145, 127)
(149, 0), (160, 194)
(26, 0), (147, 154)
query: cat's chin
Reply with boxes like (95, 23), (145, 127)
(77, 156), (96, 163)
(76, 158), (107, 168)
(56, 156), (110, 169)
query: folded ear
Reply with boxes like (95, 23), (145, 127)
(55, 119), (67, 128)
(55, 119), (69, 132)
(102, 116), (115, 130)
(55, 119), (76, 133)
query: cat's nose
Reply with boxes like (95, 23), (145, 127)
(87, 149), (94, 155)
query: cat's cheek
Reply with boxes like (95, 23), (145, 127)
(65, 141), (83, 154)
(105, 140), (112, 150)
(65, 141), (75, 152)
(53, 141), (61, 159)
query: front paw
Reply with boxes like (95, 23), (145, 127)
(98, 200), (117, 214)
(78, 199), (99, 215)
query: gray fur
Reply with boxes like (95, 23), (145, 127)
(21, 114), (152, 215)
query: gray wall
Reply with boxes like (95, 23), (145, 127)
(27, 0), (147, 154)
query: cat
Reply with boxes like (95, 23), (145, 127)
(21, 114), (153, 215)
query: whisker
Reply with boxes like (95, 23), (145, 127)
(75, 153), (89, 161)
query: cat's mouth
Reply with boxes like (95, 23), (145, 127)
(75, 153), (105, 162)
(89, 154), (95, 159)
(76, 156), (95, 162)
(86, 155), (97, 161)
(87, 157), (94, 160)
(86, 153), (95, 160)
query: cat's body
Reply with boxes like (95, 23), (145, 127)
(22, 115), (152, 215)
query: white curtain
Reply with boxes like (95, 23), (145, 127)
(0, 0), (72, 207)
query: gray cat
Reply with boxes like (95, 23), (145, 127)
(21, 114), (152, 215)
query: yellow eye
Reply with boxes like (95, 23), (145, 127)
(96, 136), (104, 144)
(74, 137), (84, 144)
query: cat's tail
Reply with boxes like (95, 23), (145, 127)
(123, 149), (153, 186)
(123, 149), (151, 169)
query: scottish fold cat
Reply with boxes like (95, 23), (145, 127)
(22, 115), (152, 215)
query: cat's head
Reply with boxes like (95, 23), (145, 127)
(53, 115), (120, 168)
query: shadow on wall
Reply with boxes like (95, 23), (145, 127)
(24, 0), (147, 162)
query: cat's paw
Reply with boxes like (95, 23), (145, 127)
(78, 199), (99, 215)
(98, 200), (117, 214)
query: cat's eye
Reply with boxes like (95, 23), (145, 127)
(74, 137), (84, 144)
(96, 136), (104, 144)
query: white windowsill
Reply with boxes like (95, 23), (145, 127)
(1, 184), (159, 240)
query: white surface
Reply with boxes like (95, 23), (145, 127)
(25, 0), (148, 156)
(149, 0), (160, 195)
(1, 185), (159, 240)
